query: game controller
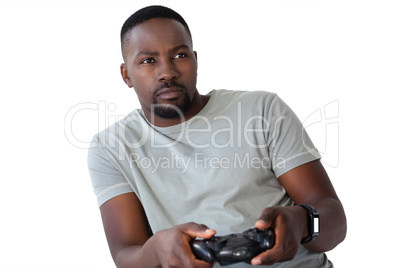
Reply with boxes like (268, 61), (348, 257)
(190, 228), (275, 266)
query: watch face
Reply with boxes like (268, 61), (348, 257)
(314, 217), (320, 233)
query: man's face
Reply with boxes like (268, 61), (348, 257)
(121, 18), (198, 121)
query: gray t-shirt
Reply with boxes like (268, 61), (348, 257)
(88, 89), (332, 267)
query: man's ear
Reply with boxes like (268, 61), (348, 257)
(194, 51), (197, 60)
(120, 63), (133, 88)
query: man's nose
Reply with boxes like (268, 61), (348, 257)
(157, 60), (179, 81)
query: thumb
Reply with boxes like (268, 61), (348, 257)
(180, 222), (216, 239)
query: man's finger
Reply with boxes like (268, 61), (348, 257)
(179, 222), (216, 239)
(255, 207), (279, 229)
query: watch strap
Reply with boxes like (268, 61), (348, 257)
(298, 204), (320, 244)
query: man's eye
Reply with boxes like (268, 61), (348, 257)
(174, 53), (187, 59)
(141, 58), (155, 64)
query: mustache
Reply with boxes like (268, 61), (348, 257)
(153, 81), (185, 95)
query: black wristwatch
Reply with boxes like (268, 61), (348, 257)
(298, 204), (320, 244)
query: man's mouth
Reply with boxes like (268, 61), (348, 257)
(154, 87), (183, 100)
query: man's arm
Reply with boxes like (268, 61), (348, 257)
(99, 192), (216, 268)
(252, 159), (347, 265)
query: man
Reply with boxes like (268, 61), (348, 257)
(88, 5), (346, 267)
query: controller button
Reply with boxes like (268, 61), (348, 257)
(233, 247), (249, 258)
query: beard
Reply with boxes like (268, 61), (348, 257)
(152, 84), (192, 119)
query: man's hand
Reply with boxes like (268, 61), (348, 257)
(251, 206), (307, 265)
(144, 222), (216, 268)
(250, 160), (347, 266)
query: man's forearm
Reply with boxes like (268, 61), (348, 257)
(305, 198), (347, 252)
(114, 244), (158, 268)
(112, 223), (216, 268)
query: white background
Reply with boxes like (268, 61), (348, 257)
(0, 0), (401, 267)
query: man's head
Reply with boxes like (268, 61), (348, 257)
(121, 5), (192, 62)
(120, 6), (200, 125)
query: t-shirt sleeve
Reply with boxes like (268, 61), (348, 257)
(268, 94), (321, 178)
(87, 136), (134, 207)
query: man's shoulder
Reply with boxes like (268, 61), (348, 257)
(212, 89), (279, 107)
(91, 109), (146, 146)
(214, 89), (278, 98)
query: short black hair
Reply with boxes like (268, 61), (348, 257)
(120, 5), (192, 60)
